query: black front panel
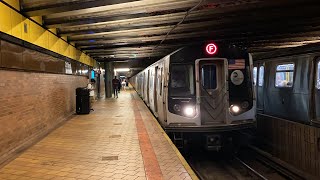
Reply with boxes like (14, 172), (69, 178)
(228, 58), (253, 114)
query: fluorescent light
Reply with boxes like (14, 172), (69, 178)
(114, 68), (130, 72)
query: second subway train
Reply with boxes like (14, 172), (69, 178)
(130, 42), (256, 150)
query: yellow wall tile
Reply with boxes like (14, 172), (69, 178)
(30, 16), (43, 25)
(60, 40), (68, 56)
(49, 28), (57, 35)
(39, 31), (49, 49)
(11, 10), (22, 39)
(3, 0), (20, 10)
(49, 33), (59, 53)
(0, 3), (13, 35)
(29, 22), (44, 45)
(21, 18), (30, 42)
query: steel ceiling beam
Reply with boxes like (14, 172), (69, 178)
(22, 0), (140, 17)
(56, 9), (212, 33)
(72, 17), (320, 49)
(67, 19), (221, 40)
(86, 29), (320, 58)
(47, 0), (260, 29)
(88, 48), (171, 54)
(57, 2), (320, 36)
(75, 31), (210, 48)
(95, 56), (162, 62)
(91, 52), (163, 58)
(43, 0), (258, 26)
(83, 45), (181, 53)
(44, 0), (200, 21)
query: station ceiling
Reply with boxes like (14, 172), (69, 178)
(21, 0), (320, 68)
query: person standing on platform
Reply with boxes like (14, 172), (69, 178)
(87, 79), (95, 111)
(112, 76), (120, 98)
(121, 79), (126, 91)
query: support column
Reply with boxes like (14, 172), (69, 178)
(104, 62), (114, 98)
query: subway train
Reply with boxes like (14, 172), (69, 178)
(253, 44), (320, 125)
(130, 42), (256, 150)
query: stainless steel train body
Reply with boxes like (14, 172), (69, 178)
(130, 42), (256, 149)
(253, 45), (320, 125)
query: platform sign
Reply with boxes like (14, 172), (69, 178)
(65, 62), (72, 74)
(205, 43), (217, 55)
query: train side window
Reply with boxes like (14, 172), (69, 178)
(258, 66), (264, 87)
(201, 65), (217, 89)
(253, 67), (257, 86)
(275, 63), (294, 88)
(169, 65), (194, 96)
(316, 62), (320, 89)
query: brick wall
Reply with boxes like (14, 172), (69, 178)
(0, 70), (88, 164)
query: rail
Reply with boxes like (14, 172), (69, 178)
(233, 156), (268, 180)
(248, 145), (306, 180)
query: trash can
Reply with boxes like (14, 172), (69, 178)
(76, 87), (90, 114)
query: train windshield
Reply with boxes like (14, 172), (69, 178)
(169, 64), (194, 96)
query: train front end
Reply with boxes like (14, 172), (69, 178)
(166, 42), (256, 150)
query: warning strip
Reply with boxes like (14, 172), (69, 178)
(131, 93), (163, 180)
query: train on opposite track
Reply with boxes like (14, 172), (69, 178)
(130, 42), (256, 150)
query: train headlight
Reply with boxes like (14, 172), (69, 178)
(184, 106), (195, 117)
(230, 105), (240, 114)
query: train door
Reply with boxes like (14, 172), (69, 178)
(140, 75), (144, 97)
(154, 66), (158, 115)
(156, 66), (165, 123)
(144, 71), (147, 102)
(147, 70), (150, 106)
(142, 73), (145, 98)
(256, 64), (265, 112)
(196, 58), (228, 124)
(313, 58), (320, 124)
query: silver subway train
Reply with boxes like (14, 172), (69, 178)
(130, 42), (256, 150)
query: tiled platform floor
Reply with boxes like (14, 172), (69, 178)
(0, 89), (197, 180)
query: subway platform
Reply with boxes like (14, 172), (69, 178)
(0, 89), (197, 180)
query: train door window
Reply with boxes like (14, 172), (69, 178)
(275, 63), (295, 88)
(201, 65), (217, 89)
(258, 66), (264, 87)
(316, 61), (320, 89)
(253, 67), (257, 86)
(169, 65), (194, 96)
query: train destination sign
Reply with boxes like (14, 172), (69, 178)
(205, 43), (218, 55)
